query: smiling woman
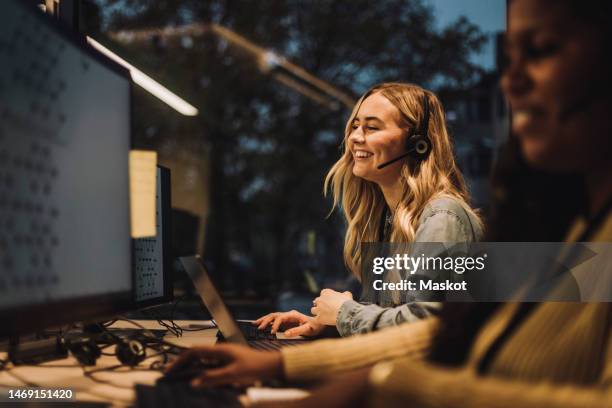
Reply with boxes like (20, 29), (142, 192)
(256, 83), (483, 338)
(348, 93), (408, 183)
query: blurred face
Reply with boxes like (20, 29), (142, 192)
(501, 0), (611, 173)
(347, 92), (407, 186)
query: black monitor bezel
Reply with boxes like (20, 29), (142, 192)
(133, 165), (174, 309)
(0, 0), (134, 338)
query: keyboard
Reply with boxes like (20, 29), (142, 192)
(235, 321), (276, 340)
(136, 383), (241, 408)
(107, 328), (167, 343)
(213, 321), (306, 351)
(247, 339), (304, 351)
(233, 321), (308, 350)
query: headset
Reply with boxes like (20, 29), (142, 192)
(377, 93), (432, 169)
(66, 337), (101, 366)
(67, 336), (146, 367)
(115, 338), (146, 366)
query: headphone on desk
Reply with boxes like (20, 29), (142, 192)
(67, 336), (146, 367)
(67, 337), (101, 366)
(115, 338), (146, 366)
(377, 93), (432, 169)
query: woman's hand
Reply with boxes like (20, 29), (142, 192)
(311, 289), (353, 326)
(165, 344), (282, 387)
(254, 310), (325, 337)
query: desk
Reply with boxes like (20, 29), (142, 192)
(0, 320), (220, 406)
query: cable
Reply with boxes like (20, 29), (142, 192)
(84, 321), (171, 369)
(113, 319), (176, 348)
(111, 318), (189, 356)
(0, 335), (165, 404)
(42, 322), (78, 337)
(9, 363), (82, 368)
(175, 325), (212, 332)
(80, 348), (170, 388)
(81, 364), (135, 390)
(3, 366), (43, 387)
(83, 363), (124, 375)
(99, 343), (115, 356)
(142, 295), (185, 337)
(2, 364), (133, 404)
(94, 323), (124, 344)
(155, 319), (182, 337)
(141, 295), (216, 336)
(80, 356), (166, 388)
(100, 319), (118, 328)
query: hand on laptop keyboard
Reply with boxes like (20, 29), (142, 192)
(235, 320), (276, 340)
(254, 310), (325, 337)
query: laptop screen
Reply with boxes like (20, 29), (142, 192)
(179, 256), (248, 346)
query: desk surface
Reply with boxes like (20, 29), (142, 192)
(0, 320), (219, 406)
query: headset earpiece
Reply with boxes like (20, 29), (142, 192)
(68, 337), (101, 366)
(115, 338), (146, 366)
(376, 91), (433, 170)
(406, 135), (431, 161)
(406, 93), (432, 161)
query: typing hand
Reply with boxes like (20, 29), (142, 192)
(165, 344), (282, 388)
(254, 310), (324, 337)
(311, 289), (353, 326)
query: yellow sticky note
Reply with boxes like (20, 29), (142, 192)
(129, 150), (157, 238)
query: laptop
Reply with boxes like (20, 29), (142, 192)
(179, 255), (311, 351)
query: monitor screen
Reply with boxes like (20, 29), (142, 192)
(0, 0), (132, 336)
(133, 165), (173, 307)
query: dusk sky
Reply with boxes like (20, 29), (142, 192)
(428, 0), (506, 70)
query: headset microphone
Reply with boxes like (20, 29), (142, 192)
(377, 93), (432, 170)
(377, 151), (412, 169)
(376, 140), (429, 169)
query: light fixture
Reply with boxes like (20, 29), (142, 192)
(109, 23), (355, 110)
(87, 37), (199, 116)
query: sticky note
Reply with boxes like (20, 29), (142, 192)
(129, 150), (157, 238)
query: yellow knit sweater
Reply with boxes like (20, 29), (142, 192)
(280, 211), (612, 407)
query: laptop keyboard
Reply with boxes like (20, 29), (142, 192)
(235, 321), (276, 341)
(247, 339), (303, 351)
(107, 328), (168, 343)
(228, 322), (305, 350)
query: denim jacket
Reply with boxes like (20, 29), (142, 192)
(336, 197), (483, 337)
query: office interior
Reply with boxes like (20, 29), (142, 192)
(0, 0), (512, 406)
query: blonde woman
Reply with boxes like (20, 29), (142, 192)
(257, 83), (483, 338)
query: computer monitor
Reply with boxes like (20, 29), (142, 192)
(0, 0), (133, 337)
(133, 165), (173, 308)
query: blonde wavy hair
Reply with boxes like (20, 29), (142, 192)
(324, 83), (482, 279)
